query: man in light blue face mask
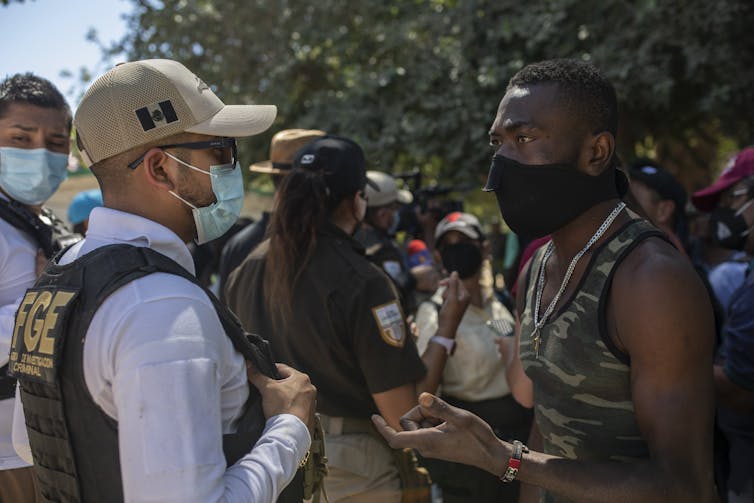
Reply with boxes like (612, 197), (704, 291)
(0, 72), (75, 503)
(9, 60), (318, 503)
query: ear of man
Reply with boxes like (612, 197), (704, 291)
(141, 148), (177, 192)
(89, 132), (196, 197)
(580, 131), (615, 176)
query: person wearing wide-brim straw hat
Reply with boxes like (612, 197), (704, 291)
(249, 128), (326, 175)
(217, 128), (325, 293)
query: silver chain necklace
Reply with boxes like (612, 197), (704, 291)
(531, 201), (626, 358)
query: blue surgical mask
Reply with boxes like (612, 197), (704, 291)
(0, 147), (69, 205)
(165, 152), (244, 244)
(388, 208), (401, 236)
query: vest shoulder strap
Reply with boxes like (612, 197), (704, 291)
(69, 244), (279, 379)
(0, 198), (82, 258)
(0, 197), (53, 255)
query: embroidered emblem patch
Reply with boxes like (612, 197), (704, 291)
(371, 301), (405, 347)
(135, 100), (179, 132)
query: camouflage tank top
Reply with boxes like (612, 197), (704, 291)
(520, 218), (666, 503)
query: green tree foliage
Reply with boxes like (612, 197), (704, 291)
(90, 0), (754, 195)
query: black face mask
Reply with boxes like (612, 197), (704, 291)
(440, 241), (483, 279)
(709, 201), (753, 250)
(483, 154), (619, 239)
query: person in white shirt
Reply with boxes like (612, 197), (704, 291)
(414, 211), (532, 503)
(0, 72), (74, 503)
(9, 59), (315, 503)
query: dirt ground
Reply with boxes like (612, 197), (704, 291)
(47, 173), (274, 225)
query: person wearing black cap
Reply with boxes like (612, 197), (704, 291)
(217, 128), (325, 293)
(628, 159), (689, 255)
(629, 159), (729, 373)
(225, 135), (470, 503)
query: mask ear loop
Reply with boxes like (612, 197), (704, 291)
(163, 151), (213, 177)
(734, 199), (754, 217)
(733, 199), (754, 239)
(744, 178), (754, 199)
(169, 190), (198, 210)
(164, 150), (224, 211)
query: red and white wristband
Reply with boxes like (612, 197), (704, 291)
(500, 440), (528, 483)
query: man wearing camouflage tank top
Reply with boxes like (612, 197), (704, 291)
(372, 59), (718, 503)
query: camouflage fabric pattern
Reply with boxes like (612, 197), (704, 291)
(520, 219), (664, 503)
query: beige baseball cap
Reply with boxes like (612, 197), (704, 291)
(74, 59), (277, 166)
(365, 170), (413, 208)
(250, 128), (325, 175)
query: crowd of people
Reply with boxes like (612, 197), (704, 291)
(0, 55), (751, 503)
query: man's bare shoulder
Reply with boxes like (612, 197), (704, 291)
(614, 235), (697, 288)
(611, 235), (714, 355)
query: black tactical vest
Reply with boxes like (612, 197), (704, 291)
(0, 198), (82, 401)
(8, 244), (303, 502)
(0, 197), (82, 259)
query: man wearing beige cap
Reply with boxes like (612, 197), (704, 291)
(218, 128), (324, 293)
(9, 59), (315, 503)
(355, 170), (439, 315)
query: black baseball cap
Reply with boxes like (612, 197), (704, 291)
(293, 135), (379, 199)
(628, 159), (687, 210)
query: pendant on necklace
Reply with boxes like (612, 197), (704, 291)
(533, 332), (541, 359)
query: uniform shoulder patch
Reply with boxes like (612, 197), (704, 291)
(371, 301), (406, 347)
(381, 260), (402, 280)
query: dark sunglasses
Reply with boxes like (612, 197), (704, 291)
(127, 137), (238, 170)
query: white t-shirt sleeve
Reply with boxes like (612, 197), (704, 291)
(0, 225), (37, 367)
(0, 299), (20, 368)
(1, 223), (37, 468)
(11, 384), (32, 464)
(415, 300), (440, 355)
(89, 276), (309, 503)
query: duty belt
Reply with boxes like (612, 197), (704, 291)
(318, 414), (379, 436)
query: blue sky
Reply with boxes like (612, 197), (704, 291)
(0, 0), (132, 110)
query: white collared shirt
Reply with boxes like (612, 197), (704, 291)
(0, 192), (36, 470)
(12, 207), (310, 502)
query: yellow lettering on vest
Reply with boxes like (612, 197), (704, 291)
(24, 291), (52, 353)
(11, 291), (37, 354)
(37, 291), (75, 355)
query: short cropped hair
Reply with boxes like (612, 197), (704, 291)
(89, 132), (196, 194)
(0, 73), (72, 130)
(508, 59), (618, 137)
